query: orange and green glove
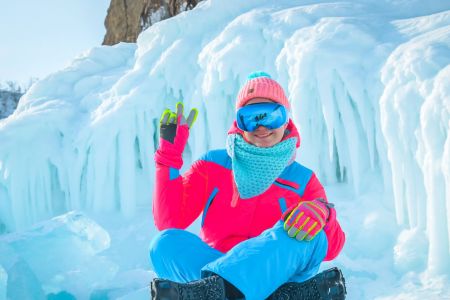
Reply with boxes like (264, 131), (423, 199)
(282, 198), (332, 241)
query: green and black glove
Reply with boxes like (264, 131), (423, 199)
(159, 102), (198, 143)
(155, 102), (198, 168)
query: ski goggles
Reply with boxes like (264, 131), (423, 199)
(236, 102), (288, 132)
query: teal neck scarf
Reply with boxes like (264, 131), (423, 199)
(226, 134), (297, 199)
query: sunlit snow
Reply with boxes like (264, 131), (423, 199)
(0, 0), (449, 299)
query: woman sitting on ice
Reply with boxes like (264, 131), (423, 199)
(149, 72), (346, 300)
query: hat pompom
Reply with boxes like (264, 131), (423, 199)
(247, 71), (272, 80)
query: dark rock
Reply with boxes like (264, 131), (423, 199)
(103, 0), (200, 45)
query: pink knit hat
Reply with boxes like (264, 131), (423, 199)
(236, 72), (290, 110)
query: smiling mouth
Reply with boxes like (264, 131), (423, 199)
(254, 132), (272, 138)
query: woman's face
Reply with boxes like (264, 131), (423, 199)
(242, 98), (288, 148)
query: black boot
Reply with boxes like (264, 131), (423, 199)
(151, 275), (226, 300)
(267, 267), (347, 300)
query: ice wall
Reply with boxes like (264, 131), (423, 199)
(0, 0), (449, 276)
(380, 13), (450, 274)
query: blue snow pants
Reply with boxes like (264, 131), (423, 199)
(149, 221), (328, 300)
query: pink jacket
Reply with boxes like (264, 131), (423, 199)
(153, 120), (345, 261)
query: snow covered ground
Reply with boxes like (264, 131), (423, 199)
(0, 0), (449, 299)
